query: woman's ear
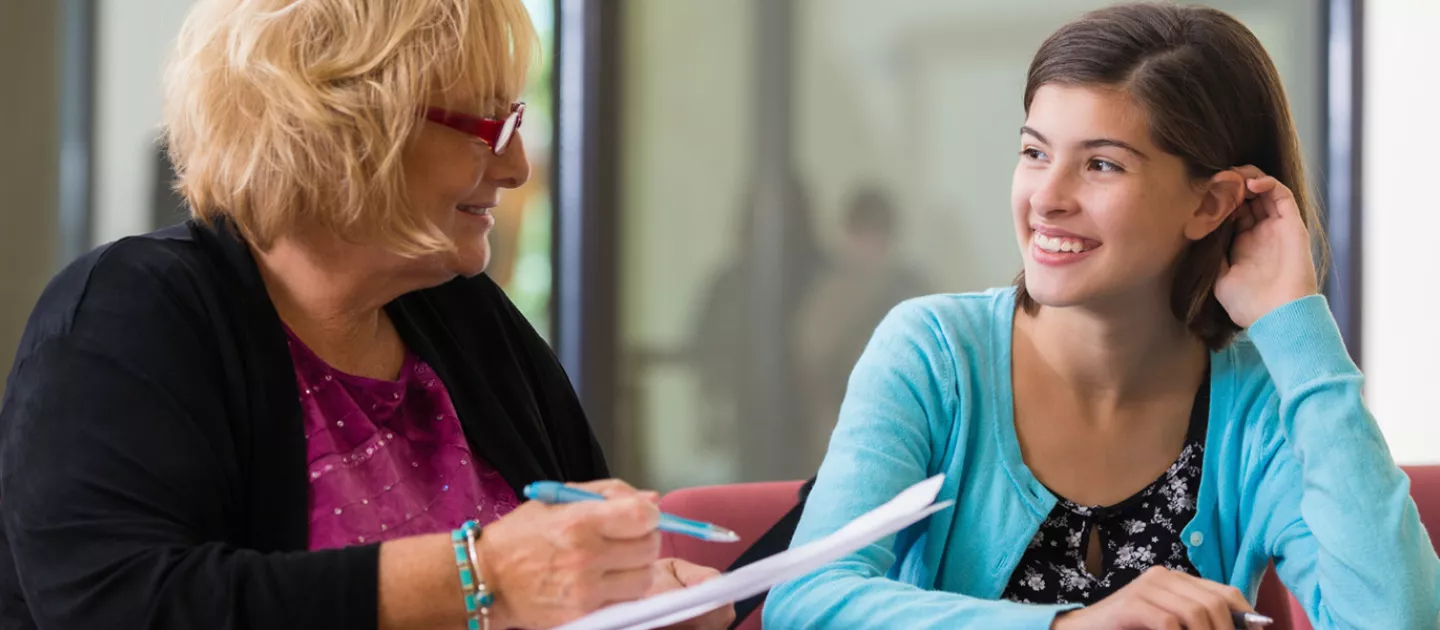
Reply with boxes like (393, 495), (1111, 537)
(1184, 170), (1246, 241)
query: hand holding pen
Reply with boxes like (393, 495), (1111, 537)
(474, 479), (669, 628)
(525, 481), (740, 543)
(1052, 567), (1272, 630)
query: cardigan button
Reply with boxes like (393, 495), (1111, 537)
(1189, 531), (1204, 547)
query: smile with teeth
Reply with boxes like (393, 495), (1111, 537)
(1033, 233), (1096, 253)
(457, 205), (492, 216)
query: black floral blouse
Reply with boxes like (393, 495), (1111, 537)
(1002, 372), (1210, 605)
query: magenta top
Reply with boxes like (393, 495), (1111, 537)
(286, 329), (520, 550)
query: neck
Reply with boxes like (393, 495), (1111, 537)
(1017, 286), (1207, 405)
(251, 229), (412, 368)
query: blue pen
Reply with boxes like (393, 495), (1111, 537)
(523, 481), (740, 543)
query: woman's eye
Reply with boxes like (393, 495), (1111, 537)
(1021, 148), (1047, 161)
(1089, 158), (1124, 173)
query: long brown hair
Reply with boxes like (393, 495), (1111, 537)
(1015, 2), (1325, 349)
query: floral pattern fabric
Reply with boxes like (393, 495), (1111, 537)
(1002, 373), (1209, 605)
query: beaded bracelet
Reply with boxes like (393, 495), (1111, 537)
(451, 520), (494, 630)
(465, 524), (493, 630)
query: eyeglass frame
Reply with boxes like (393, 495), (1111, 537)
(422, 102), (525, 155)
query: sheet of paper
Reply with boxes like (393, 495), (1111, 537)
(554, 474), (952, 630)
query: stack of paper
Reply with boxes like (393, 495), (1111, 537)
(555, 475), (953, 630)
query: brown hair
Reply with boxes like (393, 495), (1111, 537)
(1015, 2), (1325, 349)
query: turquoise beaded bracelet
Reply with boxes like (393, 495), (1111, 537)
(451, 520), (493, 630)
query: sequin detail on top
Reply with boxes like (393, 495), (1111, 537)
(287, 328), (520, 550)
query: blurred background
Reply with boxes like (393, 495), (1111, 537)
(1, 0), (1434, 492)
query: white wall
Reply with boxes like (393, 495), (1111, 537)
(94, 0), (197, 245)
(1362, 0), (1440, 464)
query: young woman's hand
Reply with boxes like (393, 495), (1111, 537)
(1213, 165), (1320, 328)
(648, 558), (737, 629)
(1051, 567), (1261, 630)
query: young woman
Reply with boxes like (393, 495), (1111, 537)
(764, 4), (1438, 629)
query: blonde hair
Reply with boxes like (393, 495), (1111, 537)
(162, 0), (537, 256)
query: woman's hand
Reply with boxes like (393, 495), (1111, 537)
(1213, 165), (1320, 328)
(1051, 567), (1261, 630)
(647, 558), (736, 629)
(478, 479), (664, 629)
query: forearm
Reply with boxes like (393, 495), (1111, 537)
(767, 566), (1073, 629)
(1248, 296), (1440, 625)
(378, 533), (516, 630)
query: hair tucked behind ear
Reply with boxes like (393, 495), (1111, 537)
(1015, 2), (1326, 350)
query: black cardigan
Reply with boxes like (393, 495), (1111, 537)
(0, 221), (609, 629)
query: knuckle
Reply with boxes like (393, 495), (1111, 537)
(625, 498), (658, 525)
(1183, 601), (1207, 621)
(556, 549), (592, 576)
(557, 513), (588, 542)
(596, 478), (636, 495)
(1209, 599), (1232, 618)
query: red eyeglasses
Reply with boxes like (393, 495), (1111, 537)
(423, 102), (525, 155)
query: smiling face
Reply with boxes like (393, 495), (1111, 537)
(1011, 84), (1221, 311)
(398, 101), (532, 280)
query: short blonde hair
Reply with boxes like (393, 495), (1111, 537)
(163, 0), (537, 255)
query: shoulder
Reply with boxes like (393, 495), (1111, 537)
(873, 288), (1015, 362)
(12, 224), (223, 374)
(849, 288), (1015, 411)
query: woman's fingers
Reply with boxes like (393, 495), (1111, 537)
(596, 565), (657, 606)
(1140, 582), (1221, 630)
(1189, 575), (1256, 613)
(1233, 201), (1257, 233)
(571, 478), (660, 503)
(572, 496), (661, 540)
(1155, 570), (1255, 630)
(593, 531), (663, 572)
(1245, 177), (1283, 220)
(1233, 164), (1266, 181)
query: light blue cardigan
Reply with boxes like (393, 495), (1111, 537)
(764, 289), (1439, 629)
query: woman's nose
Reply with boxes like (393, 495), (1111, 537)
(1030, 168), (1078, 216)
(487, 134), (531, 190)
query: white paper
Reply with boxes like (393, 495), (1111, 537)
(554, 475), (952, 630)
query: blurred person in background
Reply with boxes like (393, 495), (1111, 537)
(690, 176), (826, 479)
(0, 1), (732, 629)
(767, 3), (1439, 629)
(795, 186), (927, 467)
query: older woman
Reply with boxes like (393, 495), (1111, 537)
(0, 1), (732, 629)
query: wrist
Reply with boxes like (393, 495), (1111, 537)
(472, 528), (515, 628)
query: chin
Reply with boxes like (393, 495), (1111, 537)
(451, 254), (492, 278)
(1021, 265), (1093, 309)
(435, 241), (492, 279)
